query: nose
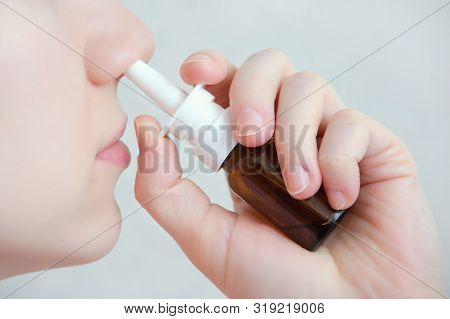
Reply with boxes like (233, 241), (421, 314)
(84, 4), (154, 85)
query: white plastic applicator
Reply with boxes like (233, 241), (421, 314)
(125, 60), (237, 172)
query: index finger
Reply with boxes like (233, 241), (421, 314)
(180, 49), (237, 107)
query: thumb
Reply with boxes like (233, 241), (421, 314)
(134, 115), (238, 293)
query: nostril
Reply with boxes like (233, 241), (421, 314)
(84, 23), (154, 85)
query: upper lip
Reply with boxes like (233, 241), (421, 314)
(96, 116), (127, 155)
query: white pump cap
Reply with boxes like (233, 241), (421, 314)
(125, 60), (237, 172)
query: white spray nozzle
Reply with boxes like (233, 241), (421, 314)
(125, 60), (187, 115)
(125, 60), (237, 172)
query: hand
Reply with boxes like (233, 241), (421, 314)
(134, 49), (443, 298)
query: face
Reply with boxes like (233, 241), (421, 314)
(0, 0), (154, 277)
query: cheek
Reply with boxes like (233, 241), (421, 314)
(0, 17), (120, 264)
(0, 55), (94, 234)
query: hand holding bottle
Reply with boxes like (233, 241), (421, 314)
(134, 49), (442, 298)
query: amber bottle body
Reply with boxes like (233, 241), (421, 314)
(221, 139), (346, 251)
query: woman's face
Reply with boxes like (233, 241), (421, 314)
(0, 0), (154, 277)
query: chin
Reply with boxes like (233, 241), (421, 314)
(59, 199), (123, 268)
(0, 201), (123, 279)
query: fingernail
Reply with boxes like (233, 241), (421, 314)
(184, 54), (212, 64)
(236, 108), (264, 137)
(328, 189), (347, 210)
(287, 164), (310, 195)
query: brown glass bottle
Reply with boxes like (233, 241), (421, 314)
(221, 138), (346, 251)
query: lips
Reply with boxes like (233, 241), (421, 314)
(96, 120), (131, 168)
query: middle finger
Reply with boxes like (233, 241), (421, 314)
(229, 48), (294, 146)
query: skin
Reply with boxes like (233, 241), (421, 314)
(0, 1), (443, 298)
(135, 49), (444, 298)
(0, 0), (153, 278)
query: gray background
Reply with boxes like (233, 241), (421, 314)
(1, 0), (449, 298)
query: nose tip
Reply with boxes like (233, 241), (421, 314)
(84, 20), (155, 85)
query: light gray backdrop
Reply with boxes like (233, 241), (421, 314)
(1, 0), (449, 298)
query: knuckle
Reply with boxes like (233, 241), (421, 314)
(282, 71), (327, 89)
(245, 49), (293, 75)
(318, 153), (351, 165)
(330, 108), (365, 126)
(251, 48), (288, 60)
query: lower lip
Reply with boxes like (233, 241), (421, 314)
(96, 141), (131, 168)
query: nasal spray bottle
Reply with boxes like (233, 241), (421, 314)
(126, 61), (346, 251)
